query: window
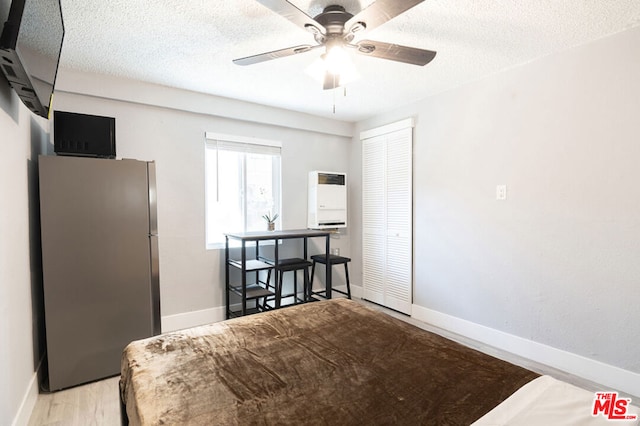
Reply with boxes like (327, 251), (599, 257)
(205, 133), (281, 249)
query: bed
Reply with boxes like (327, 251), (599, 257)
(119, 299), (637, 425)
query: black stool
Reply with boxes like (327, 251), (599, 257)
(268, 258), (312, 308)
(309, 254), (351, 299)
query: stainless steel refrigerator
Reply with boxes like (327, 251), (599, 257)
(38, 155), (161, 390)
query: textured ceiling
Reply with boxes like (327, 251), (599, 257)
(58, 0), (640, 122)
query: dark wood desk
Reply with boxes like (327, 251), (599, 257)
(224, 229), (332, 318)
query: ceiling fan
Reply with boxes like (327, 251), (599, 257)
(233, 0), (437, 90)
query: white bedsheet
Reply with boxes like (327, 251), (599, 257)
(473, 375), (639, 425)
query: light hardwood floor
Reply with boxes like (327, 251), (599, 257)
(28, 376), (120, 426)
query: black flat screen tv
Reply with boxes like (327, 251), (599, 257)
(0, 0), (64, 118)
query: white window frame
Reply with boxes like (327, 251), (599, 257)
(205, 132), (282, 249)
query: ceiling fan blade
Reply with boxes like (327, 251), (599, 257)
(233, 44), (319, 66)
(354, 40), (436, 66)
(256, 0), (324, 34)
(345, 0), (425, 37)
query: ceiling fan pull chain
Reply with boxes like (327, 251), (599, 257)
(333, 73), (338, 114)
(333, 84), (336, 114)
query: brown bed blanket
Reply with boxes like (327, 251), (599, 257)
(121, 299), (538, 425)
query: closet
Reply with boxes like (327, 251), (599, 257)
(361, 119), (413, 314)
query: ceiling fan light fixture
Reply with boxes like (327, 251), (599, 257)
(305, 49), (359, 88)
(324, 44), (349, 75)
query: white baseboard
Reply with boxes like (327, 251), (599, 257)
(12, 361), (41, 426)
(161, 286), (364, 334)
(319, 284), (360, 299)
(411, 304), (640, 398)
(350, 284), (363, 299)
(161, 306), (226, 333)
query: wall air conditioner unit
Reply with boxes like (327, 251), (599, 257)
(308, 171), (347, 229)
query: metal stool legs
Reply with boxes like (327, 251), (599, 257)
(274, 258), (312, 307)
(309, 254), (351, 299)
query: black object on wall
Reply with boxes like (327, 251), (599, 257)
(0, 0), (65, 118)
(54, 111), (116, 158)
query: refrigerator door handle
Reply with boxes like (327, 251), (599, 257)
(149, 234), (161, 335)
(148, 161), (158, 235)
(148, 161), (161, 335)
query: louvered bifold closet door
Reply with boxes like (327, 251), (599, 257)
(384, 128), (413, 314)
(361, 121), (413, 315)
(362, 136), (386, 305)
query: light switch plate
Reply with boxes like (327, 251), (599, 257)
(496, 185), (507, 200)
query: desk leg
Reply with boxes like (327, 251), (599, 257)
(325, 235), (331, 299)
(274, 237), (280, 308)
(225, 236), (230, 319)
(303, 238), (309, 301)
(241, 241), (247, 316)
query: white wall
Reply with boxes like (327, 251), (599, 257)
(0, 79), (51, 424)
(53, 70), (354, 322)
(352, 26), (640, 395)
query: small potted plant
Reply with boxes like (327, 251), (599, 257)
(262, 212), (279, 231)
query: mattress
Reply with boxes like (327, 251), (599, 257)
(474, 375), (639, 425)
(120, 298), (539, 425)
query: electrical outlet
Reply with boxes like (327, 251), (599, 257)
(496, 185), (507, 200)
